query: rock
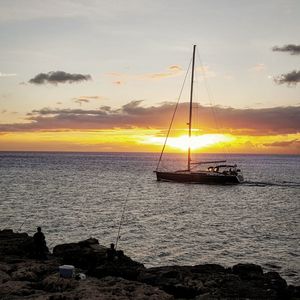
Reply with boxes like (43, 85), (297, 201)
(53, 239), (145, 280)
(42, 273), (78, 292)
(11, 269), (38, 282)
(1, 230), (299, 300)
(0, 280), (33, 297)
(0, 262), (11, 273)
(53, 240), (107, 270)
(232, 263), (263, 279)
(287, 285), (300, 299)
(0, 229), (35, 258)
(264, 271), (289, 299)
(78, 238), (99, 247)
(194, 292), (213, 300)
(0, 269), (10, 283)
(138, 263), (299, 300)
(138, 265), (205, 298)
(191, 264), (226, 274)
(89, 256), (145, 281)
(8, 259), (60, 282)
(42, 276), (174, 300)
(216, 272), (277, 299)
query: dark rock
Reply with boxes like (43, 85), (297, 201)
(42, 273), (78, 292)
(216, 272), (278, 299)
(78, 238), (99, 247)
(138, 265), (204, 298)
(39, 276), (174, 300)
(53, 239), (145, 280)
(0, 280), (34, 297)
(1, 230), (299, 300)
(9, 259), (60, 282)
(138, 263), (299, 300)
(287, 285), (300, 299)
(11, 269), (38, 282)
(53, 240), (107, 270)
(191, 264), (226, 274)
(232, 263), (263, 279)
(89, 256), (145, 281)
(0, 229), (35, 258)
(0, 269), (10, 283)
(264, 271), (289, 299)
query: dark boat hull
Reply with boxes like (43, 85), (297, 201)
(155, 171), (243, 184)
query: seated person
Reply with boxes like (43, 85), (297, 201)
(107, 243), (117, 261)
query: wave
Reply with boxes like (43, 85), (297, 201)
(243, 181), (300, 188)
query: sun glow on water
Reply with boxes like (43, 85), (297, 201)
(145, 134), (233, 151)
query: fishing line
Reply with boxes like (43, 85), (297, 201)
(17, 220), (26, 232)
(115, 182), (134, 250)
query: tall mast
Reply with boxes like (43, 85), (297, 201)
(187, 45), (196, 171)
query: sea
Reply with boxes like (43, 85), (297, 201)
(0, 152), (299, 285)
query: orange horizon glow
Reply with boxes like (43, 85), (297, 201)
(0, 129), (299, 155)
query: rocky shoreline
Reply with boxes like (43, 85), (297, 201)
(0, 229), (299, 299)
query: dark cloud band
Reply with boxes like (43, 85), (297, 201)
(263, 140), (299, 147)
(29, 71), (92, 85)
(0, 102), (299, 136)
(274, 70), (300, 85)
(272, 44), (300, 55)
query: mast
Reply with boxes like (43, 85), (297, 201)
(187, 45), (196, 171)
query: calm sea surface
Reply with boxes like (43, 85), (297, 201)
(0, 152), (299, 284)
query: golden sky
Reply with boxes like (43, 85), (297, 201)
(0, 101), (299, 154)
(0, 1), (299, 154)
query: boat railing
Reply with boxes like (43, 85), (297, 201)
(191, 160), (226, 165)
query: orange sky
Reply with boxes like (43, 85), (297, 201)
(0, 102), (299, 154)
(0, 2), (299, 154)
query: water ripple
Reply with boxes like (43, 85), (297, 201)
(0, 152), (299, 285)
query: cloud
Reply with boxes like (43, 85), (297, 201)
(169, 65), (182, 71)
(274, 70), (300, 85)
(74, 99), (89, 105)
(145, 65), (183, 79)
(249, 63), (266, 72)
(0, 102), (299, 136)
(78, 96), (104, 100)
(263, 140), (300, 147)
(0, 72), (16, 77)
(73, 95), (106, 105)
(29, 71), (92, 85)
(107, 65), (183, 84)
(272, 44), (300, 55)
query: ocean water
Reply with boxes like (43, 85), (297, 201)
(0, 152), (299, 285)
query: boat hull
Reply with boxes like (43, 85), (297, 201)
(155, 171), (243, 184)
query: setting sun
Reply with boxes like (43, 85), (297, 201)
(144, 134), (233, 151)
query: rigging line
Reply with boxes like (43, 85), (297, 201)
(196, 49), (231, 156)
(194, 64), (200, 133)
(155, 58), (192, 171)
(115, 183), (133, 250)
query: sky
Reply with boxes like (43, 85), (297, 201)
(0, 0), (299, 154)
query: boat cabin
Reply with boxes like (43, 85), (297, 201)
(207, 164), (240, 175)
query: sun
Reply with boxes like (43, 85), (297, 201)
(144, 134), (233, 151)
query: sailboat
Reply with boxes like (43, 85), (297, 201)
(154, 45), (244, 184)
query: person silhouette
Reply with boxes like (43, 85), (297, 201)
(33, 227), (48, 259)
(107, 243), (117, 261)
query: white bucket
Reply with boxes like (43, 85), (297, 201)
(59, 265), (75, 278)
